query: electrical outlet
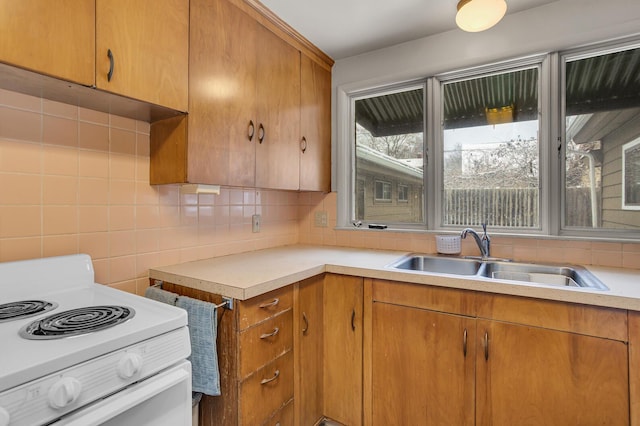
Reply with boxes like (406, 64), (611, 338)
(314, 211), (328, 227)
(252, 214), (261, 233)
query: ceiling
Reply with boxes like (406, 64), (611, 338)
(260, 0), (558, 60)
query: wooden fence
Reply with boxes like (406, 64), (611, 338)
(443, 188), (595, 228)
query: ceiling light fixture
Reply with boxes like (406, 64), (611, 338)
(456, 0), (507, 32)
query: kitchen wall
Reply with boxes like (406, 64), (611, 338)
(0, 88), (298, 294)
(1, 86), (638, 298)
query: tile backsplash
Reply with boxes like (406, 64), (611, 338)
(1, 88), (638, 297)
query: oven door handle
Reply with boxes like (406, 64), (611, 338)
(57, 366), (190, 426)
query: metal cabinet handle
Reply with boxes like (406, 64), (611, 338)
(260, 327), (279, 339)
(260, 369), (280, 385)
(259, 298), (279, 309)
(248, 120), (255, 141)
(258, 123), (265, 144)
(107, 49), (114, 82)
(300, 136), (307, 153)
(484, 331), (489, 361)
(463, 328), (468, 357)
(302, 312), (309, 335)
(351, 309), (356, 331)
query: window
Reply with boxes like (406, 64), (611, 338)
(440, 66), (540, 229)
(623, 138), (640, 210)
(374, 180), (392, 201)
(341, 39), (640, 239)
(353, 86), (425, 224)
(398, 184), (409, 202)
(563, 45), (640, 231)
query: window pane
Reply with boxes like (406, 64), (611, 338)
(354, 88), (424, 224)
(442, 68), (540, 228)
(564, 47), (640, 229)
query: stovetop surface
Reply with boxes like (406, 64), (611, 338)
(0, 254), (188, 392)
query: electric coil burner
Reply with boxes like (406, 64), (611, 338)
(0, 300), (58, 323)
(19, 305), (135, 339)
(0, 254), (191, 426)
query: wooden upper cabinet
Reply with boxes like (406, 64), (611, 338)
(0, 0), (95, 85)
(255, 26), (301, 190)
(184, 0), (257, 186)
(300, 55), (332, 192)
(95, 0), (188, 111)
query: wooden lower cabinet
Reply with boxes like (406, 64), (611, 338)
(323, 274), (364, 426)
(163, 283), (294, 425)
(369, 279), (630, 426)
(372, 302), (475, 425)
(295, 275), (324, 425)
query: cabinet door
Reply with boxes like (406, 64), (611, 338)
(299, 55), (331, 192)
(296, 276), (324, 426)
(255, 26), (301, 190)
(630, 311), (640, 425)
(476, 319), (629, 425)
(95, 0), (188, 111)
(187, 0), (257, 186)
(0, 0), (94, 85)
(372, 302), (475, 425)
(324, 274), (363, 425)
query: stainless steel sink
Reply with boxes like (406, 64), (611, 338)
(481, 261), (609, 290)
(386, 254), (609, 290)
(386, 255), (483, 276)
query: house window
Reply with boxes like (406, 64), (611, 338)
(563, 45), (640, 230)
(341, 39), (640, 239)
(622, 137), (640, 210)
(439, 66), (540, 228)
(398, 184), (409, 202)
(353, 85), (425, 224)
(374, 180), (392, 201)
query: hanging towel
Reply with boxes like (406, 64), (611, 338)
(144, 286), (179, 306)
(176, 296), (221, 396)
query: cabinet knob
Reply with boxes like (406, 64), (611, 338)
(351, 309), (356, 331)
(259, 298), (279, 309)
(463, 328), (468, 357)
(302, 312), (309, 334)
(300, 136), (307, 153)
(258, 123), (265, 144)
(483, 331), (489, 361)
(107, 49), (114, 82)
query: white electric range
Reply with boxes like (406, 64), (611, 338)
(0, 254), (192, 426)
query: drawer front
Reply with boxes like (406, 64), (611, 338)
(239, 310), (293, 379)
(264, 398), (294, 426)
(238, 286), (293, 330)
(240, 350), (294, 426)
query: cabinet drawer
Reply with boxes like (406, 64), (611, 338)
(239, 350), (294, 425)
(264, 398), (294, 426)
(238, 286), (293, 330)
(239, 310), (293, 379)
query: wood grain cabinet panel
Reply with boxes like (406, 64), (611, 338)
(239, 311), (293, 379)
(295, 275), (324, 426)
(323, 274), (364, 426)
(300, 54), (332, 192)
(150, 0), (332, 190)
(95, 0), (188, 111)
(238, 286), (293, 330)
(0, 0), (95, 85)
(366, 280), (631, 426)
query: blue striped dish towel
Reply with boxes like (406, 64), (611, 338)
(176, 296), (221, 396)
(144, 286), (179, 305)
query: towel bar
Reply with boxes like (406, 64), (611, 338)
(153, 280), (233, 310)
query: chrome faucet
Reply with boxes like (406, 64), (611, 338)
(461, 223), (491, 260)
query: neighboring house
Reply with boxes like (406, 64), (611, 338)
(355, 143), (424, 223)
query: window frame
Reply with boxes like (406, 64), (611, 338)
(374, 180), (393, 202)
(398, 184), (409, 202)
(336, 37), (640, 241)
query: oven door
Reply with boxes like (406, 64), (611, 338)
(53, 360), (192, 426)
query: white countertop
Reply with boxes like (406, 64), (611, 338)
(149, 244), (640, 311)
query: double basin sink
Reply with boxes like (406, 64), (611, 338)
(387, 254), (609, 291)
